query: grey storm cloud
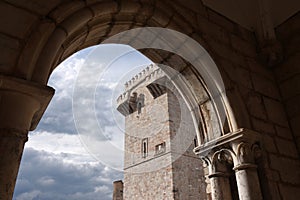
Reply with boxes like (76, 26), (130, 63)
(36, 55), (118, 139)
(36, 84), (115, 137)
(14, 148), (123, 200)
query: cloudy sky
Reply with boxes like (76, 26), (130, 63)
(13, 45), (152, 200)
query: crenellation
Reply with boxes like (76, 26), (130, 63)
(116, 64), (166, 110)
(123, 64), (159, 90)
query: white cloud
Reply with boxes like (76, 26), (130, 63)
(15, 190), (41, 200)
(38, 177), (55, 186)
(26, 131), (94, 163)
(14, 148), (122, 200)
(15, 44), (153, 199)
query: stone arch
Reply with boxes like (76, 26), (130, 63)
(0, 1), (255, 198)
(0, 1), (269, 199)
(16, 1), (197, 83)
(3, 1), (251, 134)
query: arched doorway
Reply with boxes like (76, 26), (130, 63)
(0, 1), (257, 199)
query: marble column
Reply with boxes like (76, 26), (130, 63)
(232, 142), (263, 200)
(0, 75), (54, 199)
(194, 129), (263, 200)
(208, 172), (232, 200)
(204, 150), (233, 200)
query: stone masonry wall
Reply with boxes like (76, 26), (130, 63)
(272, 12), (300, 200)
(123, 78), (175, 199)
(167, 87), (207, 200)
(275, 12), (300, 154)
(194, 8), (300, 200)
(124, 89), (171, 170)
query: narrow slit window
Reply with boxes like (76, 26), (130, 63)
(137, 102), (142, 114)
(194, 136), (198, 147)
(142, 138), (148, 158)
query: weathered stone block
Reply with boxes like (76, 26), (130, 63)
(49, 0), (85, 24)
(275, 137), (299, 158)
(276, 12), (300, 40)
(252, 74), (280, 99)
(207, 8), (237, 34)
(63, 26), (88, 49)
(282, 34), (300, 56)
(246, 92), (267, 119)
(251, 117), (275, 135)
(262, 134), (278, 153)
(86, 24), (110, 42)
(290, 116), (300, 137)
(269, 154), (300, 185)
(0, 2), (38, 38)
(151, 6), (172, 27)
(236, 25), (256, 44)
(264, 97), (289, 127)
(17, 20), (56, 78)
(197, 15), (230, 44)
(220, 59), (252, 88)
(0, 34), (20, 72)
(275, 53), (300, 82)
(275, 125), (293, 140)
(168, 1), (197, 28)
(173, 0), (207, 15)
(109, 24), (132, 37)
(119, 1), (141, 14)
(263, 181), (281, 200)
(168, 14), (194, 35)
(89, 1), (118, 16)
(246, 58), (274, 81)
(279, 75), (300, 101)
(279, 183), (300, 200)
(285, 96), (300, 120)
(6, 0), (60, 15)
(59, 8), (93, 36)
(230, 33), (257, 58)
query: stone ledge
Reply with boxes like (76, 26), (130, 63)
(194, 128), (261, 156)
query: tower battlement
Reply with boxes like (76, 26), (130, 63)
(116, 64), (165, 115)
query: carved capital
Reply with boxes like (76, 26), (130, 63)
(0, 75), (54, 131)
(195, 128), (262, 171)
(231, 141), (262, 171)
(201, 147), (234, 177)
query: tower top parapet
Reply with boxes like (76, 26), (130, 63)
(116, 64), (165, 116)
(117, 64), (164, 104)
(125, 64), (158, 90)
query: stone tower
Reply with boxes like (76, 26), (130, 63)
(112, 180), (123, 200)
(116, 65), (206, 200)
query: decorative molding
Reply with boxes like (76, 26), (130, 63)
(0, 75), (54, 130)
(195, 128), (262, 172)
(194, 128), (261, 157)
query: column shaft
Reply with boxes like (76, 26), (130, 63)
(0, 75), (54, 199)
(209, 173), (232, 200)
(0, 130), (28, 199)
(234, 164), (263, 200)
